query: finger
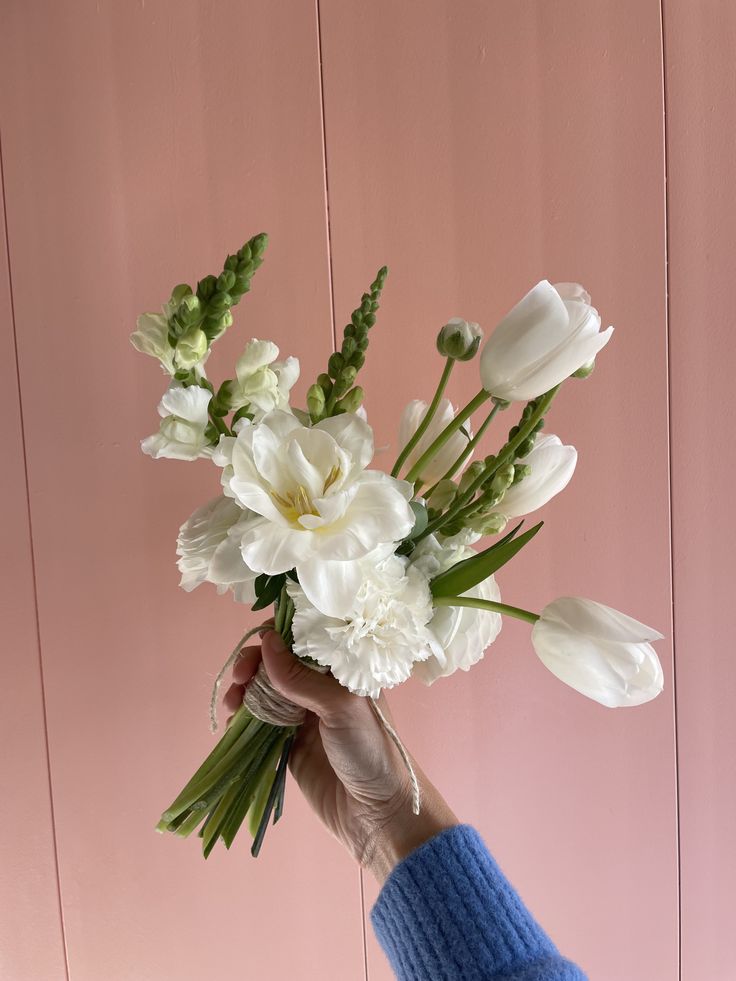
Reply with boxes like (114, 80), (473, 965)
(233, 645), (261, 684)
(223, 682), (245, 714)
(260, 631), (359, 726)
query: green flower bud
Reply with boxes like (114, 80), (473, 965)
(307, 383), (326, 421)
(174, 326), (208, 370)
(216, 269), (236, 292)
(327, 352), (345, 379)
(335, 386), (364, 414)
(341, 337), (357, 359)
(512, 463), (532, 484)
(211, 380), (234, 417)
(428, 479), (457, 511)
(466, 512), (508, 536)
(490, 463), (516, 494)
(436, 318), (483, 361)
(209, 291), (232, 314)
(572, 360), (596, 379)
(167, 283), (193, 314)
(517, 434), (536, 457)
(459, 461), (486, 493)
(351, 352), (366, 370)
(317, 373), (333, 395)
(333, 365), (358, 398)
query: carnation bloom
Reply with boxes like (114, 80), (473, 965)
(532, 597), (664, 707)
(398, 398), (472, 485)
(410, 536), (503, 684)
(218, 410), (414, 617)
(230, 339), (300, 417)
(176, 496), (257, 604)
(141, 384), (213, 461)
(288, 548), (441, 696)
(480, 281), (613, 401)
(487, 433), (577, 528)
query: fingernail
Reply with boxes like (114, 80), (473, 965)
(267, 630), (287, 653)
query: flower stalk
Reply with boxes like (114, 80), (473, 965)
(433, 595), (539, 625)
(392, 357), (455, 477)
(405, 387), (492, 485)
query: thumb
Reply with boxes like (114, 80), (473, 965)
(260, 631), (356, 725)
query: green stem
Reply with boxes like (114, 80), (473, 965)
(405, 387), (491, 485)
(433, 595), (540, 625)
(423, 402), (501, 498)
(415, 386), (559, 543)
(391, 358), (455, 477)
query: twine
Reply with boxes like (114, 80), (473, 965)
(210, 631), (421, 815)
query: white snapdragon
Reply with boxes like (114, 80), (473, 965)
(141, 384), (213, 461)
(176, 496), (258, 604)
(230, 339), (300, 418)
(218, 410), (414, 617)
(288, 548), (441, 697)
(398, 398), (472, 485)
(480, 281), (613, 401)
(532, 597), (664, 707)
(130, 313), (175, 375)
(410, 536), (503, 684)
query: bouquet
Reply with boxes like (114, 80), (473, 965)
(133, 233), (664, 858)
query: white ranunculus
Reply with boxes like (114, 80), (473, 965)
(176, 496), (257, 604)
(288, 549), (442, 697)
(141, 384), (213, 461)
(220, 410), (414, 617)
(480, 281), (613, 401)
(230, 339), (300, 418)
(532, 597), (664, 707)
(398, 398), (472, 484)
(130, 312), (175, 375)
(436, 318), (483, 360)
(410, 536), (503, 684)
(489, 433), (577, 528)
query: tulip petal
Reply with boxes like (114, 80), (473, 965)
(542, 597), (664, 644)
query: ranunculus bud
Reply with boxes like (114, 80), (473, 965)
(436, 318), (483, 361)
(174, 326), (208, 370)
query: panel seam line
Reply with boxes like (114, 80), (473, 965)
(0, 128), (72, 980)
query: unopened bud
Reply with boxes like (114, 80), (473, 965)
(327, 352), (344, 379)
(335, 386), (364, 414)
(436, 318), (483, 361)
(459, 461), (486, 493)
(307, 383), (326, 421)
(333, 365), (358, 398)
(512, 463), (531, 484)
(467, 512), (508, 536)
(317, 373), (333, 395)
(428, 479), (457, 511)
(490, 463), (515, 494)
(174, 326), (208, 370)
(517, 434), (536, 457)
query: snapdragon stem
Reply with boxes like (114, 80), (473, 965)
(433, 595), (540, 625)
(415, 386), (559, 543)
(405, 387), (491, 485)
(423, 402), (502, 499)
(391, 358), (455, 478)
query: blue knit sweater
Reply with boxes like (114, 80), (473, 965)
(371, 825), (587, 980)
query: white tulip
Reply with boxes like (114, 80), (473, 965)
(398, 398), (472, 485)
(480, 281), (613, 401)
(231, 338), (299, 418)
(489, 433), (577, 527)
(288, 548), (441, 697)
(176, 496), (257, 604)
(141, 384), (212, 461)
(220, 410), (414, 617)
(532, 597), (664, 707)
(130, 312), (175, 375)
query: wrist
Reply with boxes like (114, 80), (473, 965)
(365, 786), (458, 885)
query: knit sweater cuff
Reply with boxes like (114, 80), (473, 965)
(370, 824), (586, 981)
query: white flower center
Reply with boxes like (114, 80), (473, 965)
(269, 464), (342, 525)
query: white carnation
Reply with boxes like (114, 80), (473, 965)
(410, 535), (503, 685)
(176, 496), (257, 604)
(288, 549), (442, 697)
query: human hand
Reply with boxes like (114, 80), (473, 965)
(223, 630), (457, 883)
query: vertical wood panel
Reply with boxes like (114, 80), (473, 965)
(1, 1), (364, 978)
(319, 2), (678, 979)
(0, 144), (68, 981)
(664, 3), (736, 978)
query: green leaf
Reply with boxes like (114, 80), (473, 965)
(252, 574), (286, 611)
(430, 522), (543, 598)
(408, 501), (429, 540)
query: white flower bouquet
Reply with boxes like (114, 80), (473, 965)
(134, 233), (664, 858)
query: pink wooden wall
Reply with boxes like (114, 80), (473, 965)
(0, 2), (731, 979)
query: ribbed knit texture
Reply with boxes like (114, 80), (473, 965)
(371, 825), (587, 980)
